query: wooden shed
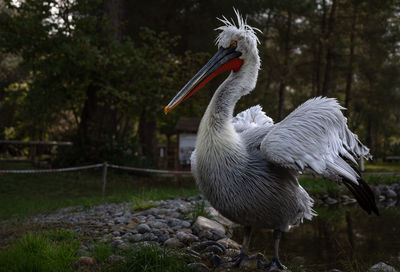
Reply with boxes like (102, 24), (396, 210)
(175, 117), (200, 166)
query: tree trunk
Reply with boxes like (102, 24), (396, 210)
(138, 110), (158, 166)
(103, 0), (125, 41)
(78, 84), (117, 161)
(321, 0), (337, 96)
(344, 2), (358, 117)
(315, 0), (327, 96)
(277, 12), (292, 121)
(76, 0), (125, 161)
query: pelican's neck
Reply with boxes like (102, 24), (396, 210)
(203, 60), (259, 129)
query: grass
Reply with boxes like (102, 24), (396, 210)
(91, 242), (113, 264)
(0, 162), (199, 221)
(0, 229), (80, 272)
(364, 161), (400, 172)
(124, 244), (190, 272)
(0, 231), (191, 272)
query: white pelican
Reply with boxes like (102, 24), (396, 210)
(164, 10), (378, 270)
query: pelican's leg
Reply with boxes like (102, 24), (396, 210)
(258, 230), (287, 271)
(230, 225), (252, 266)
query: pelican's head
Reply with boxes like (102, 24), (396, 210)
(164, 9), (260, 114)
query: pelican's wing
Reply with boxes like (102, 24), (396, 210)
(233, 105), (274, 133)
(233, 105), (274, 150)
(260, 97), (378, 215)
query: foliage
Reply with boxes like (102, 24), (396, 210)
(131, 195), (158, 211)
(0, 230), (80, 272)
(0, 0), (399, 163)
(124, 244), (189, 272)
(91, 242), (113, 264)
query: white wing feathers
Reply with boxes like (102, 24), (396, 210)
(232, 105), (274, 133)
(260, 97), (370, 184)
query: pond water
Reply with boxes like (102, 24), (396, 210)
(234, 205), (400, 271)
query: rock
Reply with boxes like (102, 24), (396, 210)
(111, 231), (120, 236)
(193, 241), (226, 253)
(217, 238), (240, 250)
(110, 239), (123, 248)
(210, 230), (226, 240)
(194, 216), (226, 235)
(187, 195), (204, 201)
(209, 254), (222, 267)
(180, 220), (192, 228)
(142, 232), (158, 241)
(385, 189), (398, 199)
(198, 230), (214, 240)
(157, 234), (170, 243)
(117, 242), (131, 251)
(205, 207), (234, 228)
(325, 197), (338, 205)
(341, 195), (357, 205)
(188, 262), (210, 272)
(136, 223), (151, 234)
(75, 256), (96, 267)
(176, 231), (199, 244)
(129, 233), (143, 242)
(204, 245), (224, 255)
(148, 221), (167, 229)
(107, 254), (125, 263)
(168, 218), (182, 227)
(370, 262), (397, 272)
(164, 237), (184, 248)
(186, 248), (201, 259)
(225, 248), (241, 258)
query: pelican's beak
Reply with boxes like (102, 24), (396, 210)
(164, 46), (243, 114)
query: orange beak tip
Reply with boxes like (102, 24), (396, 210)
(164, 106), (170, 115)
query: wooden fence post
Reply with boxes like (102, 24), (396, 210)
(102, 162), (108, 196)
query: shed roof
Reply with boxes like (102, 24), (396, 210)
(175, 117), (201, 133)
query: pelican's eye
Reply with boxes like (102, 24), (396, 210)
(230, 41), (237, 48)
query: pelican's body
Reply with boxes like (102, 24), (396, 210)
(191, 73), (315, 232)
(165, 10), (378, 270)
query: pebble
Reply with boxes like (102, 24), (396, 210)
(75, 256), (96, 267)
(164, 237), (184, 248)
(194, 216), (226, 235)
(370, 262), (398, 272)
(136, 223), (151, 234)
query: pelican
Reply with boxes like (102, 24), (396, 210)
(164, 10), (378, 270)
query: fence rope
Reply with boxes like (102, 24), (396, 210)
(108, 164), (191, 175)
(0, 163), (104, 174)
(0, 163), (192, 175)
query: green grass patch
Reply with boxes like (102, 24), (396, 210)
(0, 230), (80, 272)
(0, 162), (199, 220)
(91, 241), (114, 264)
(299, 176), (342, 196)
(364, 161), (400, 172)
(124, 244), (189, 272)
